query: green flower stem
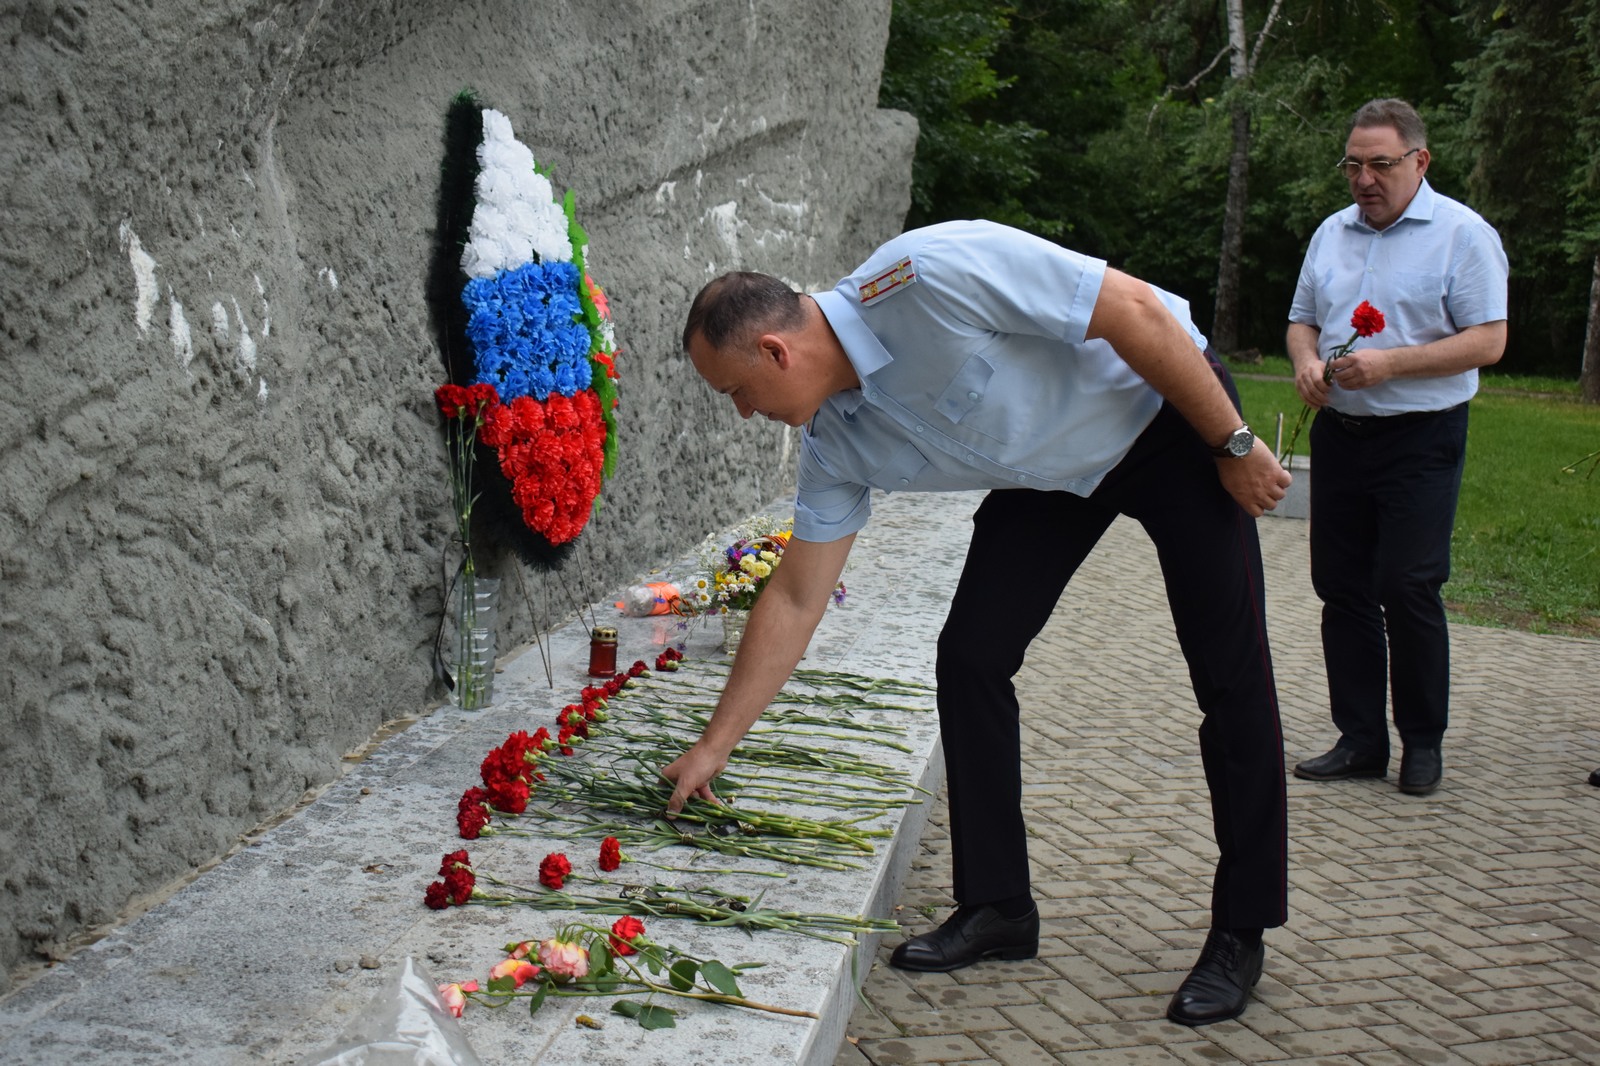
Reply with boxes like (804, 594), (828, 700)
(468, 881), (895, 944)
(475, 980), (818, 1019)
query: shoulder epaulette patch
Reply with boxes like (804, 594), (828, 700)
(858, 256), (917, 305)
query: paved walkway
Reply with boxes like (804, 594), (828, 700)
(838, 514), (1600, 1066)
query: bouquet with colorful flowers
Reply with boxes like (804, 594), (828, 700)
(680, 516), (845, 615)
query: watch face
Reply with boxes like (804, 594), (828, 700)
(1227, 427), (1253, 456)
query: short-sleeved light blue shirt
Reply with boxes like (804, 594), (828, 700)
(1289, 180), (1508, 416)
(793, 220), (1209, 542)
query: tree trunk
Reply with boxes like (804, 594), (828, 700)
(1582, 252), (1600, 404)
(1214, 104), (1250, 355)
(1211, 0), (1251, 356)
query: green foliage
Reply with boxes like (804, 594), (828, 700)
(879, 0), (1597, 379)
(1456, 0), (1599, 375)
(878, 0), (1045, 229)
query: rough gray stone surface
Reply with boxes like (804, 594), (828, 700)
(0, 0), (915, 990)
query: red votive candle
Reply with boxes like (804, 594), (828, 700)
(588, 626), (618, 677)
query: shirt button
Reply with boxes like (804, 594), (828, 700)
(899, 477), (910, 485)
(966, 453), (975, 462)
(967, 391), (979, 401)
(914, 424), (924, 433)
(1016, 474), (1027, 483)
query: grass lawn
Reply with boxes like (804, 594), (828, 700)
(1224, 357), (1600, 639)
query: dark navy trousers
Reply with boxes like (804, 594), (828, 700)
(934, 360), (1289, 931)
(1308, 404), (1469, 758)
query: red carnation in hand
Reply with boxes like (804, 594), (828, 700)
(608, 915), (647, 956)
(599, 836), (623, 872)
(539, 852), (573, 890)
(1351, 300), (1385, 337)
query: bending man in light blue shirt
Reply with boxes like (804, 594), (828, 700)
(664, 219), (1291, 1026)
(1287, 99), (1508, 798)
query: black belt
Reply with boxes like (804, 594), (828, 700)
(1324, 404), (1461, 436)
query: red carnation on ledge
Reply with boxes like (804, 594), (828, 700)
(599, 836), (623, 872)
(608, 915), (647, 956)
(539, 852), (573, 890)
(425, 850), (477, 909)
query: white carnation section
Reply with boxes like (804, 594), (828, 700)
(460, 109), (574, 277)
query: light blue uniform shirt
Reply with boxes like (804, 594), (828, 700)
(1289, 180), (1508, 416)
(794, 220), (1209, 543)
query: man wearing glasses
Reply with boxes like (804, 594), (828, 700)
(1287, 98), (1508, 797)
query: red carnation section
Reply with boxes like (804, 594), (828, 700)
(1351, 300), (1386, 338)
(480, 389), (608, 545)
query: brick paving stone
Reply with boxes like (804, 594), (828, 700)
(1539, 1026), (1600, 1060)
(854, 1034), (992, 1064)
(1389, 953), (1493, 997)
(1268, 1024), (1391, 1058)
(993, 1001), (1098, 1054)
(1015, 978), (1126, 1027)
(1349, 1022), (1464, 1062)
(1055, 1048), (1193, 1064)
(1453, 1035), (1569, 1064)
(970, 1027), (1073, 1066)
(1456, 1007), (1570, 1041)
(1372, 998), (1483, 1044)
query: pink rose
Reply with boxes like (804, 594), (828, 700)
(537, 938), (589, 981)
(489, 957), (541, 988)
(437, 979), (479, 1018)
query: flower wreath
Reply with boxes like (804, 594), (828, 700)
(429, 91), (620, 567)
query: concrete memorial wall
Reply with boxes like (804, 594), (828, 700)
(0, 0), (915, 991)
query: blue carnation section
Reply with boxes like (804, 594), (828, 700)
(462, 260), (593, 401)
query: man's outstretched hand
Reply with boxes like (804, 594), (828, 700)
(659, 743), (727, 815)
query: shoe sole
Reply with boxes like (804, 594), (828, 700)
(889, 943), (1038, 973)
(1398, 780), (1440, 796)
(1292, 767), (1386, 782)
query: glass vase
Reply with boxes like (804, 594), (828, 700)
(449, 574), (499, 709)
(721, 609), (749, 656)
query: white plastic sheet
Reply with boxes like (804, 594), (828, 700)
(299, 957), (484, 1066)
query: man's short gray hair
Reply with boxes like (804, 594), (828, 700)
(1350, 98), (1428, 148)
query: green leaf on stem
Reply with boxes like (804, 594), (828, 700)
(487, 976), (517, 994)
(589, 939), (613, 977)
(637, 1004), (678, 1030)
(699, 960), (741, 997)
(528, 983), (550, 1016)
(640, 943), (668, 976)
(668, 958), (699, 992)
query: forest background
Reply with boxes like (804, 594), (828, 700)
(880, 0), (1600, 398)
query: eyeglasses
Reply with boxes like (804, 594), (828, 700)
(1334, 148), (1420, 179)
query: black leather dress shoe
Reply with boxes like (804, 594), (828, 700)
(1399, 747), (1442, 795)
(1293, 746), (1387, 781)
(1590, 768), (1600, 788)
(1166, 929), (1264, 1026)
(889, 903), (1039, 972)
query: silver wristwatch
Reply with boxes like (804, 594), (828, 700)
(1210, 424), (1254, 458)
